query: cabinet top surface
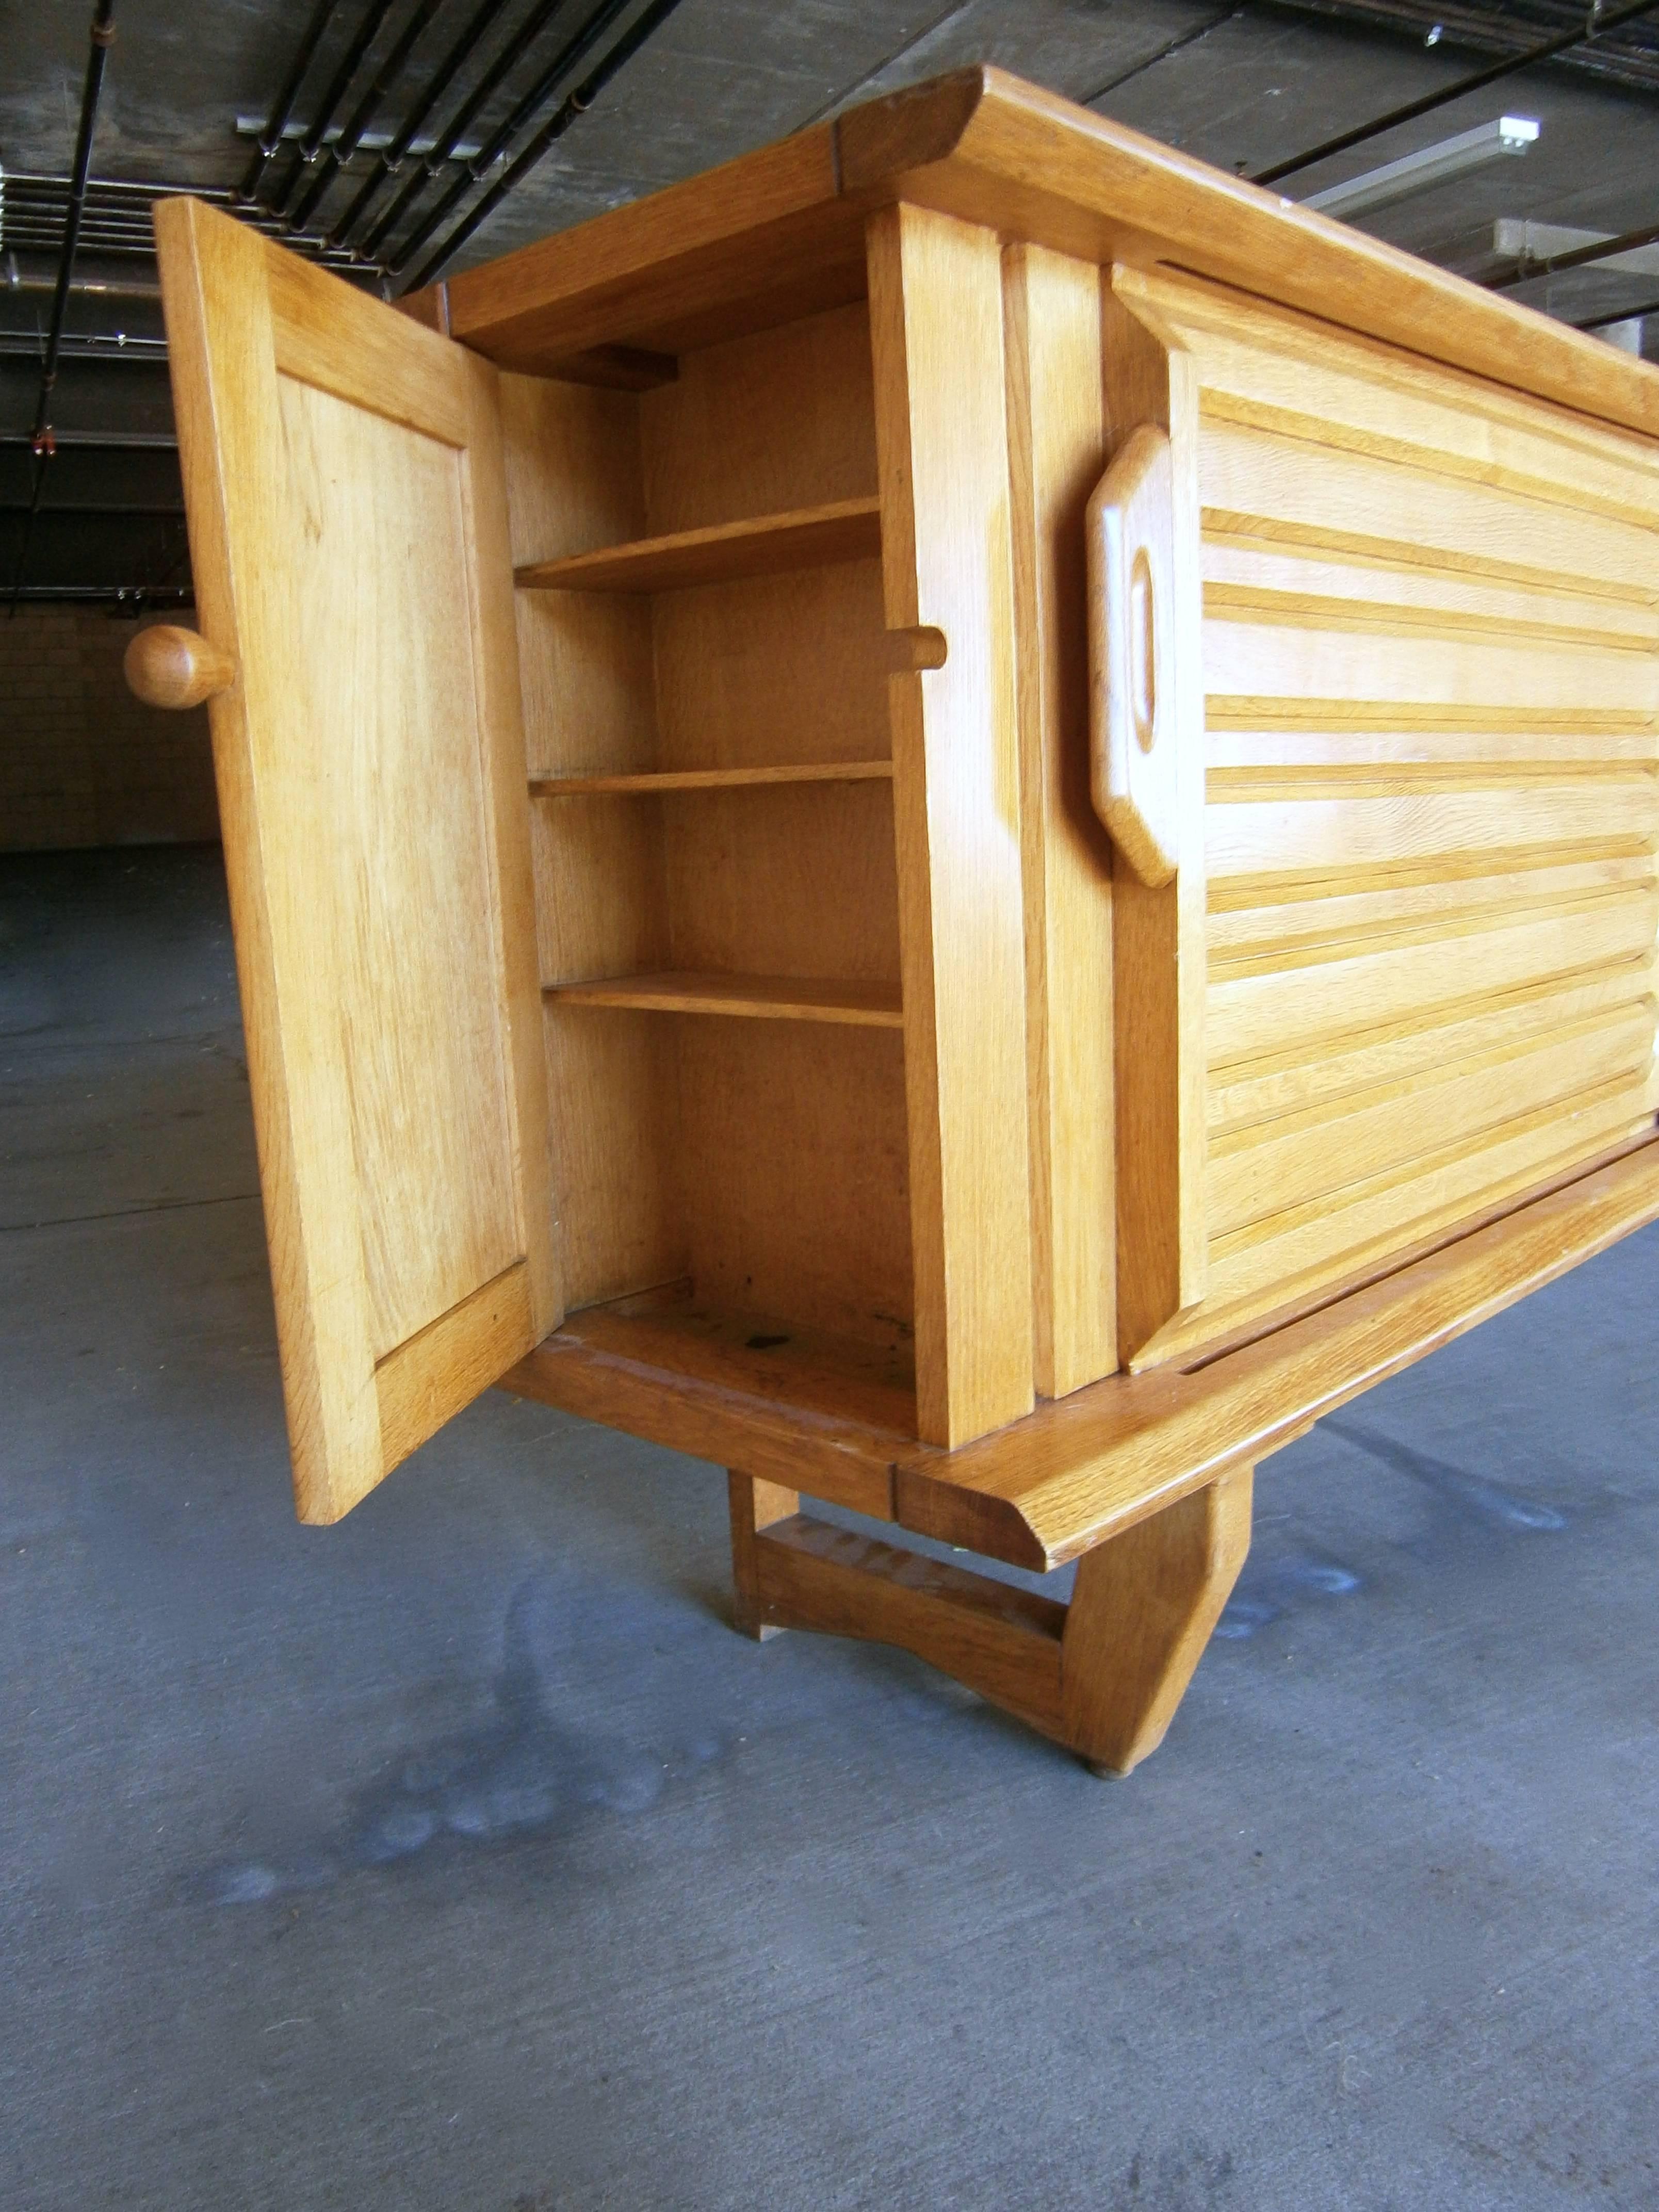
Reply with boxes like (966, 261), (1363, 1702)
(406, 65), (1659, 444)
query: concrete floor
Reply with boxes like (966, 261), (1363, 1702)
(3, 843), (1657, 2212)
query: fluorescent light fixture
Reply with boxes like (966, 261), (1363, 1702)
(1304, 116), (1539, 220)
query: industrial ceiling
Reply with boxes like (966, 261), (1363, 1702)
(4, 0), (1659, 602)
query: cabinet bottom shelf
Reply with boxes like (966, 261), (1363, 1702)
(544, 971), (903, 1027)
(501, 1286), (918, 1520)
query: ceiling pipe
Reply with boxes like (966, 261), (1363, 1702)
(0, 429), (176, 448)
(1490, 212), (1659, 288)
(6, 583), (193, 607)
(271, 0), (402, 220)
(9, 0), (117, 614)
(5, 251), (160, 301)
(1253, 0), (1659, 187)
(0, 500), (184, 516)
(390, 0), (646, 280)
(328, 0), (528, 252)
(240, 0), (342, 203)
(288, 0), (449, 234)
(361, 0), (587, 263)
(0, 334), (167, 360)
(401, 0), (690, 289)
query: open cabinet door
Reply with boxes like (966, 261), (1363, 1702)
(158, 197), (559, 1523)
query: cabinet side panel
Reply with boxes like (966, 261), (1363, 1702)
(869, 203), (1036, 1447)
(1003, 242), (1117, 1400)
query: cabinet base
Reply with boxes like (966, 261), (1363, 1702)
(727, 1461), (1252, 1773)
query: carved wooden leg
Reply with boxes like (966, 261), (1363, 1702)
(727, 1470), (799, 1640)
(724, 1461), (1252, 1773)
(1061, 1462), (1253, 1776)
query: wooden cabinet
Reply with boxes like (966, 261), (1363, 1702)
(128, 67), (1659, 1772)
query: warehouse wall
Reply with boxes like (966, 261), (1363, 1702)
(1, 608), (219, 852)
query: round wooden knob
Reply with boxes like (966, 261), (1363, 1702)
(124, 624), (237, 710)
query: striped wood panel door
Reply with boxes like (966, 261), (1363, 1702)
(1116, 268), (1659, 1370)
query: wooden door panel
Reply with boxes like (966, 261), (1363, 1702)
(158, 196), (557, 1521)
(1107, 265), (1659, 1370)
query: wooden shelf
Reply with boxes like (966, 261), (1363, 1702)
(514, 496), (882, 594)
(529, 761), (894, 796)
(545, 971), (903, 1027)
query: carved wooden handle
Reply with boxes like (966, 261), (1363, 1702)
(123, 625), (237, 710)
(1086, 426), (1177, 887)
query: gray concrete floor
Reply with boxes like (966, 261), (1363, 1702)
(3, 843), (1656, 2212)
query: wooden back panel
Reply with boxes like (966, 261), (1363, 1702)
(1115, 268), (1659, 1367)
(159, 200), (557, 1520)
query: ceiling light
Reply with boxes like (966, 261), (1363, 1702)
(1303, 115), (1539, 220)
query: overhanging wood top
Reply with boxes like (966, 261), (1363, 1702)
(504, 1135), (1659, 1574)
(422, 66), (1659, 443)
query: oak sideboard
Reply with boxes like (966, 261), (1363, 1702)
(126, 67), (1659, 1773)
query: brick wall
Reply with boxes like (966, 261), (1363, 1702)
(1, 607), (220, 851)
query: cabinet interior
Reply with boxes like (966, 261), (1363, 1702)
(500, 302), (916, 1397)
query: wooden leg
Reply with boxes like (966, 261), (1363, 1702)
(728, 1470), (799, 1640)
(1061, 1462), (1253, 1776)
(725, 1460), (1253, 1773)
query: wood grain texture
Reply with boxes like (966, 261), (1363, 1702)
(728, 1470), (799, 1640)
(738, 1467), (1249, 1771)
(1102, 273), (1210, 1363)
(639, 301), (881, 532)
(749, 1512), (1067, 1733)
(1001, 241), (1117, 1402)
(1062, 1463), (1251, 1774)
(530, 762), (893, 795)
(836, 70), (1659, 441)
(891, 1136), (1659, 1567)
(435, 70), (1659, 439)
(546, 972), (903, 1025)
(502, 305), (910, 1352)
(158, 199), (555, 1523)
(514, 496), (881, 593)
(1095, 266), (1659, 1366)
(122, 624), (236, 710)
(868, 202), (1036, 1448)
(499, 1138), (1659, 1571)
(502, 1289), (907, 1515)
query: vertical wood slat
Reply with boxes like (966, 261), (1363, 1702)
(867, 202), (1036, 1447)
(1101, 268), (1210, 1364)
(1002, 242), (1118, 1400)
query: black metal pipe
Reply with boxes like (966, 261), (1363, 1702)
(363, 0), (582, 261)
(240, 0), (341, 202)
(389, 0), (638, 278)
(329, 0), (526, 250)
(289, 0), (448, 234)
(0, 334), (168, 360)
(402, 0), (689, 290)
(6, 584), (194, 605)
(1253, 0), (1659, 187)
(0, 500), (185, 516)
(6, 250), (160, 300)
(10, 0), (117, 614)
(1491, 214), (1659, 290)
(0, 430), (176, 449)
(272, 0), (402, 218)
